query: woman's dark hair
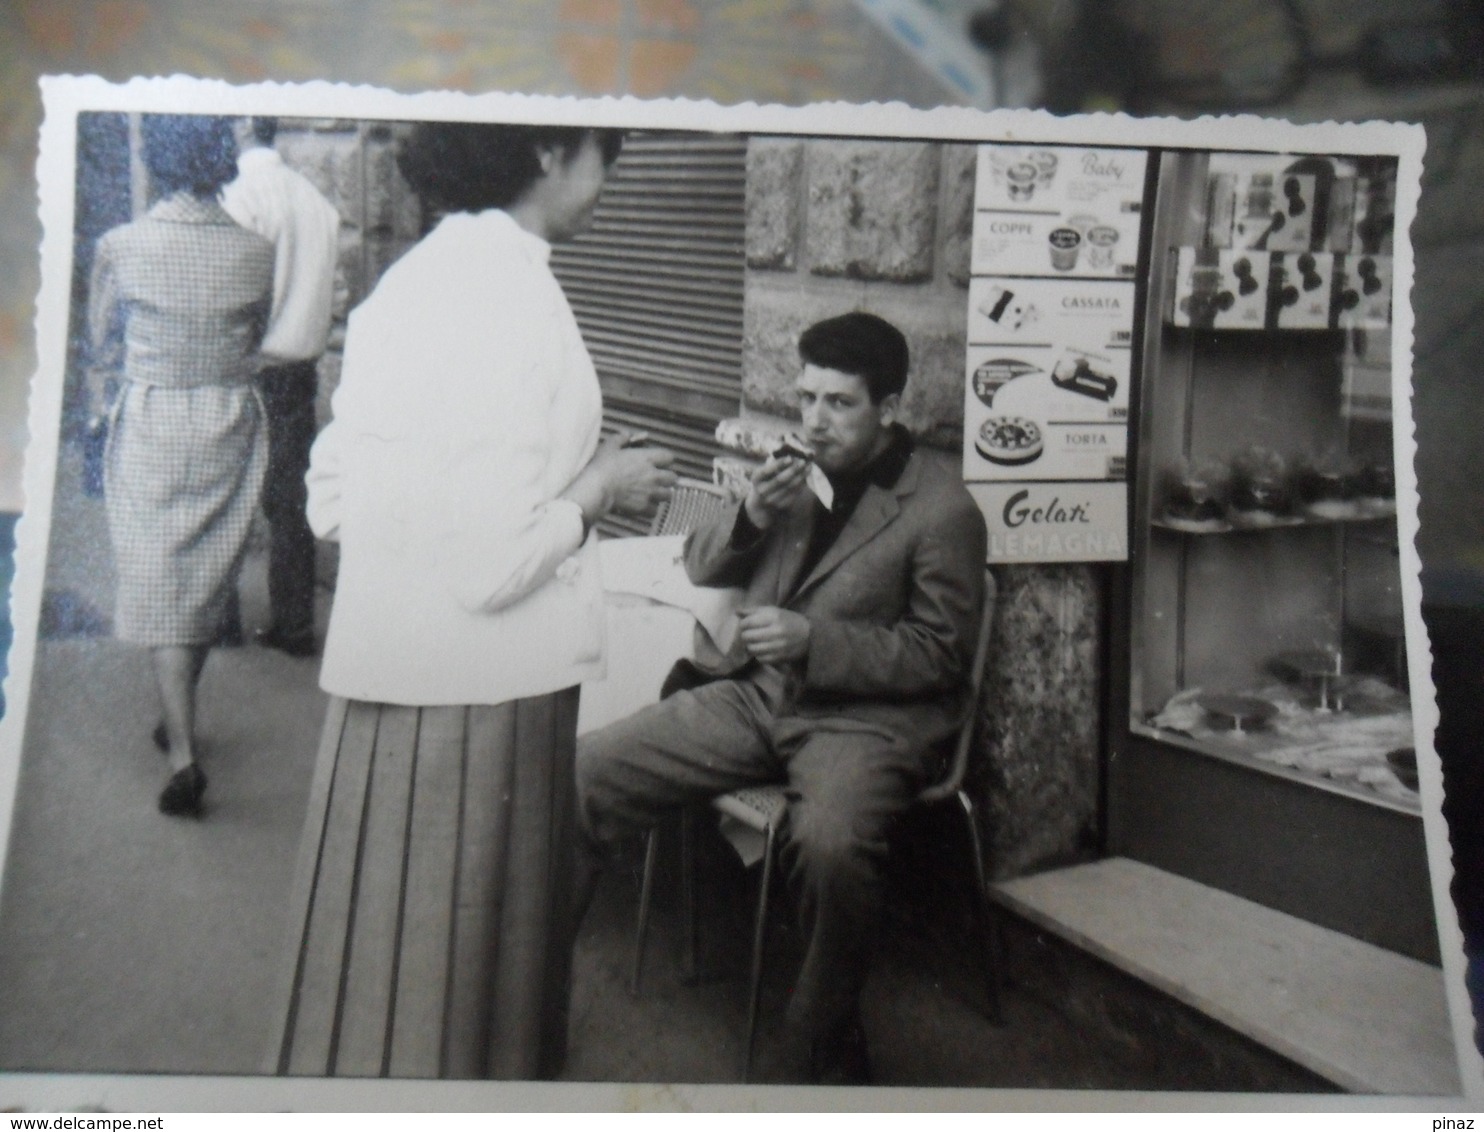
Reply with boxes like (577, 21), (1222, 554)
(141, 114), (238, 198)
(396, 122), (624, 213)
(798, 311), (910, 403)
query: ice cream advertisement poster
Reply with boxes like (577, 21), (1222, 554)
(967, 482), (1131, 564)
(972, 145), (1148, 280)
(967, 277), (1137, 354)
(965, 344), (1127, 424)
(963, 373), (1127, 484)
(965, 143), (1151, 563)
(962, 279), (1137, 485)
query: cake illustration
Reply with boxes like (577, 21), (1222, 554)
(976, 416), (1044, 466)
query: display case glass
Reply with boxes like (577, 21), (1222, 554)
(1129, 149), (1414, 812)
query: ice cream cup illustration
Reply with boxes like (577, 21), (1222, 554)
(1048, 226), (1082, 271)
(1087, 225), (1120, 269)
(1026, 149), (1058, 186)
(1006, 162), (1037, 200)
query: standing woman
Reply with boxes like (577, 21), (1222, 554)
(289, 122), (675, 1079)
(86, 114), (274, 818)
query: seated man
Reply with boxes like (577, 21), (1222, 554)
(576, 310), (989, 1082)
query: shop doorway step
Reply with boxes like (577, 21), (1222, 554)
(993, 856), (1461, 1096)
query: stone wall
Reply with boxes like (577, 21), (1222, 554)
(740, 136), (1102, 880)
(741, 137), (975, 449)
(980, 565), (1102, 877)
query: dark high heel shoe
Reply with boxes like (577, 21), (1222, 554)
(158, 764), (206, 818)
(152, 722), (169, 754)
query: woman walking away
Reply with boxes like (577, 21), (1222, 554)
(277, 121), (675, 1080)
(86, 114), (274, 819)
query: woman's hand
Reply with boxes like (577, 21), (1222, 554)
(562, 430), (678, 527)
(603, 435), (680, 518)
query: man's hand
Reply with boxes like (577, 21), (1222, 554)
(737, 606), (811, 664)
(743, 454), (810, 530)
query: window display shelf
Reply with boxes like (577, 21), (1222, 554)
(1131, 705), (1420, 817)
(1151, 502), (1396, 535)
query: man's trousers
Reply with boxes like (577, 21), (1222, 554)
(575, 667), (925, 1054)
(257, 359), (319, 641)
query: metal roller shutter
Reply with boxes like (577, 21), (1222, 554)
(551, 132), (746, 536)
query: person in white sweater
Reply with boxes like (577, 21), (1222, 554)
(288, 121), (675, 1080)
(220, 116), (340, 657)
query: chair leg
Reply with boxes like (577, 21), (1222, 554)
(742, 822), (777, 1083)
(680, 808), (699, 985)
(956, 789), (1005, 1025)
(631, 825), (660, 997)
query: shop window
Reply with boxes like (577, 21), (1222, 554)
(1130, 149), (1409, 812)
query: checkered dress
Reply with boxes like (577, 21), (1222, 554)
(88, 194), (275, 645)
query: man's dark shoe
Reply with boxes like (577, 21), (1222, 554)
(254, 626), (318, 658)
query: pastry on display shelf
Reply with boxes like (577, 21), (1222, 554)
(1293, 453), (1364, 520)
(1352, 459), (1397, 515)
(1226, 446), (1294, 527)
(1159, 460), (1229, 531)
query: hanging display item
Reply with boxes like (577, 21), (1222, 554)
(1169, 153), (1395, 332)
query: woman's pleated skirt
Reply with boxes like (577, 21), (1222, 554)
(265, 689), (579, 1080)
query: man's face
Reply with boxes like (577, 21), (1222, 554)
(796, 364), (898, 476)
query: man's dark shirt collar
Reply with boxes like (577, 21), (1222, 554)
(789, 423), (914, 590)
(821, 422), (915, 514)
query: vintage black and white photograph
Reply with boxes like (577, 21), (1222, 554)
(0, 76), (1469, 1108)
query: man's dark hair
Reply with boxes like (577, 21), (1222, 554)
(797, 311), (910, 403)
(396, 122), (624, 214)
(142, 114), (238, 198)
(250, 117), (279, 145)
